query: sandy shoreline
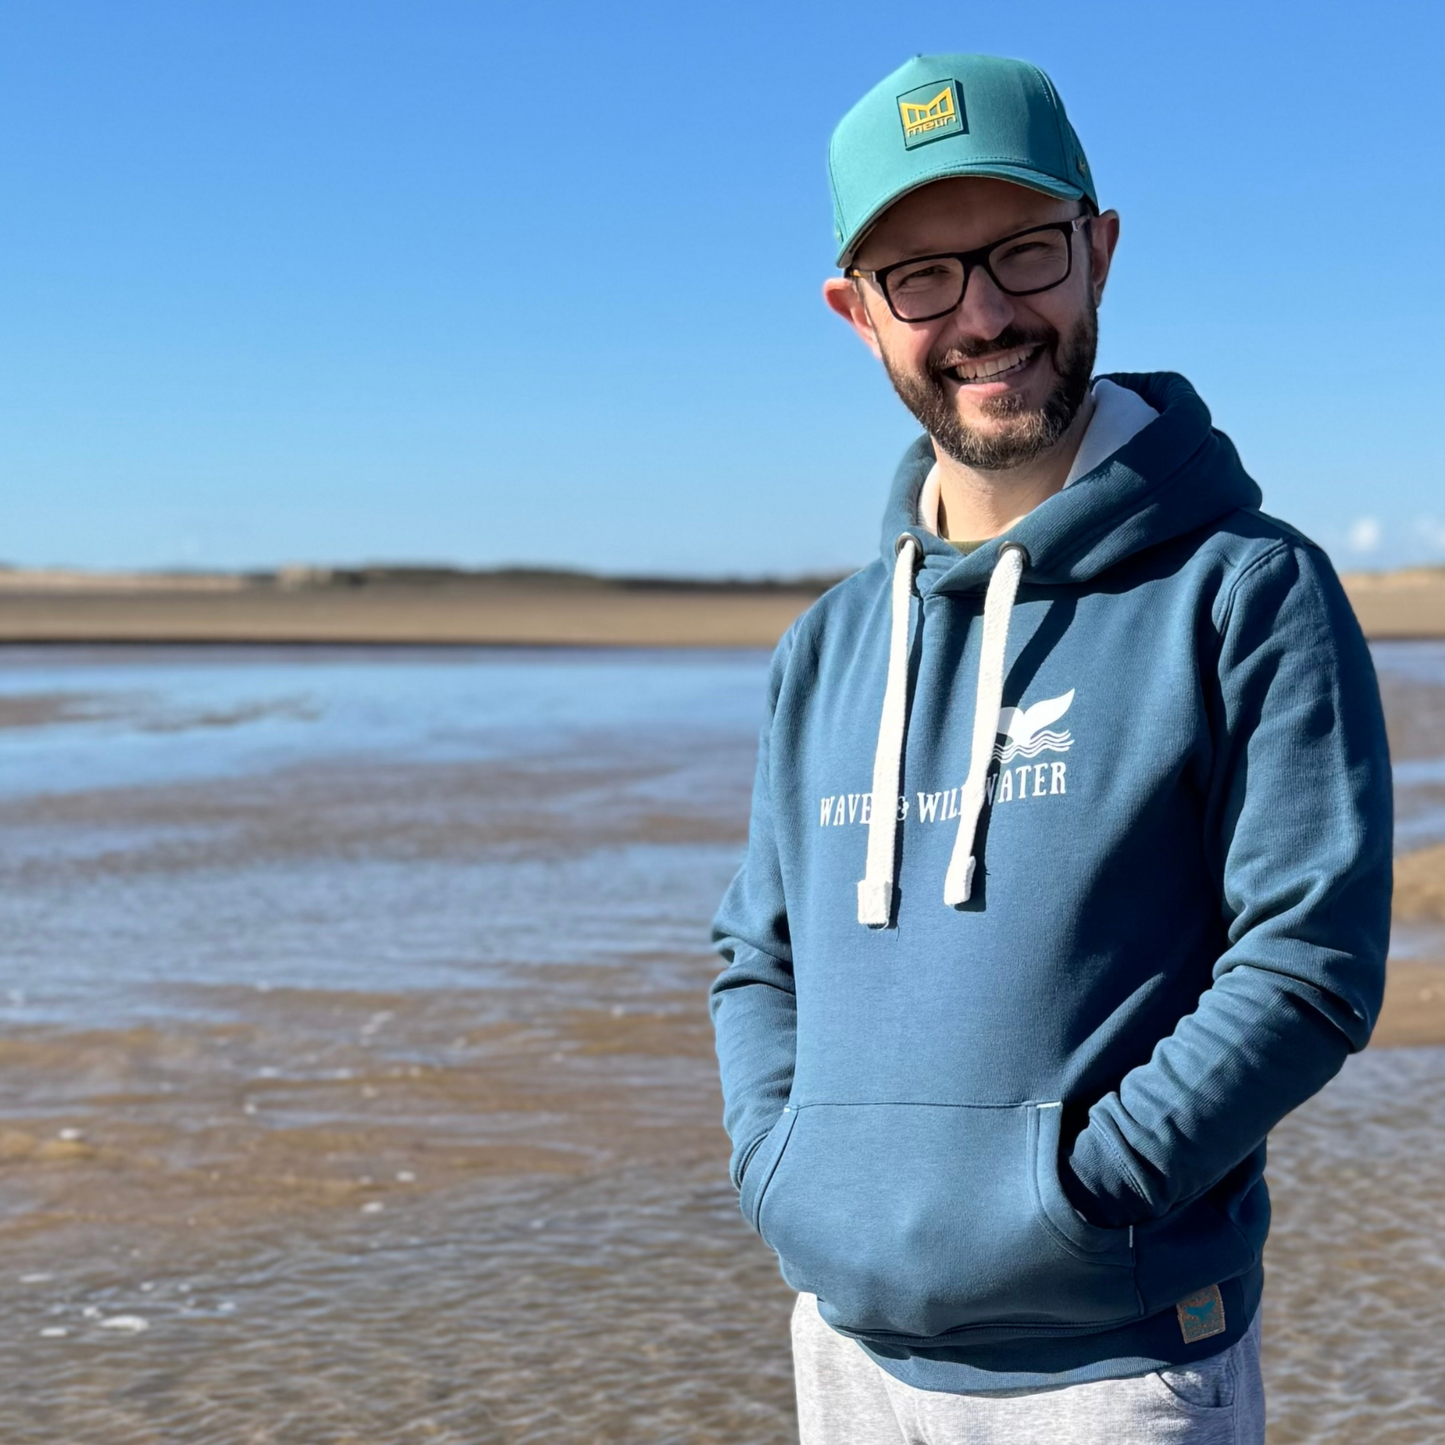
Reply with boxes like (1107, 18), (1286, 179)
(1338, 568), (1445, 640)
(0, 579), (822, 647)
(1380, 845), (1445, 1045)
(1374, 956), (1445, 1047)
(0, 568), (1440, 646)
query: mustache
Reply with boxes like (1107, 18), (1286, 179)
(929, 325), (1058, 374)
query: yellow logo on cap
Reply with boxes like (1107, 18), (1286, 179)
(899, 87), (956, 141)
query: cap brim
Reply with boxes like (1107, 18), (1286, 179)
(836, 163), (1086, 267)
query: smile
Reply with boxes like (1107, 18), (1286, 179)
(943, 344), (1043, 384)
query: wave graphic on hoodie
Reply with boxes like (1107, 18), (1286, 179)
(993, 689), (1075, 764)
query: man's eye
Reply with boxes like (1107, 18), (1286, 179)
(996, 241), (1050, 262)
(894, 265), (951, 289)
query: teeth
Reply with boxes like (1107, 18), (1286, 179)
(951, 345), (1037, 382)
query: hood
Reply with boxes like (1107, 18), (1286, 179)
(876, 372), (1263, 595)
(857, 371), (1263, 926)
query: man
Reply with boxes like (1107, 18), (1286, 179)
(708, 52), (1392, 1444)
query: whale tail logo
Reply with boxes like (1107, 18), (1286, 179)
(994, 688), (1075, 763)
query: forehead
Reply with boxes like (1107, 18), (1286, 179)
(852, 176), (1076, 268)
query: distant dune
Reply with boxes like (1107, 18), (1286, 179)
(1339, 568), (1445, 640)
(0, 565), (833, 647)
(0, 562), (1440, 646)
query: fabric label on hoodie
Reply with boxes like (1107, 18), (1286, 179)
(1176, 1285), (1227, 1344)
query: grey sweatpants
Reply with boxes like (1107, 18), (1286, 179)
(792, 1292), (1264, 1444)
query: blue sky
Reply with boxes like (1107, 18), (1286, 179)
(2, 0), (1441, 577)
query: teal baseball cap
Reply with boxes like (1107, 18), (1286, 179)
(829, 53), (1097, 266)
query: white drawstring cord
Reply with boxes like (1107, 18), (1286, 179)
(857, 538), (1028, 924)
(943, 543), (1027, 905)
(856, 534), (921, 926)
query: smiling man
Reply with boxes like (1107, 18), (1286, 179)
(708, 53), (1393, 1445)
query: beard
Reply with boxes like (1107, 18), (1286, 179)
(879, 300), (1097, 471)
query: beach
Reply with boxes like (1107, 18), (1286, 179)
(0, 641), (1440, 1443)
(0, 564), (1441, 646)
(0, 570), (824, 648)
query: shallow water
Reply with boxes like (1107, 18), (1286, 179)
(0, 642), (1440, 1443)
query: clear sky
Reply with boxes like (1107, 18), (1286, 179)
(2, 0), (1441, 577)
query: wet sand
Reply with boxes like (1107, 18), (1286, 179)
(1378, 845), (1445, 1044)
(0, 693), (107, 729)
(1394, 842), (1445, 924)
(0, 972), (717, 1257)
(0, 567), (1440, 645)
(0, 644), (1440, 1442)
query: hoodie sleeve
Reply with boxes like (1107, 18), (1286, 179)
(708, 624), (799, 1195)
(1064, 539), (1393, 1228)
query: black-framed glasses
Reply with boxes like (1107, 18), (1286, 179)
(846, 215), (1091, 323)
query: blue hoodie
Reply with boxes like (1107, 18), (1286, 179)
(708, 372), (1392, 1392)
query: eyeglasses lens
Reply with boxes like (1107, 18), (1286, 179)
(884, 230), (1072, 320)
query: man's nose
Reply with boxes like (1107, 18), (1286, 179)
(950, 262), (1015, 340)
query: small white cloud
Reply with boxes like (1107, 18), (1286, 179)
(1347, 516), (1382, 553)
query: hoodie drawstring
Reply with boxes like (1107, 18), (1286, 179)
(857, 537), (1028, 926)
(856, 535), (922, 926)
(943, 542), (1026, 905)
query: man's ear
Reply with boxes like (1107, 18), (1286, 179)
(822, 276), (883, 359)
(1088, 209), (1121, 306)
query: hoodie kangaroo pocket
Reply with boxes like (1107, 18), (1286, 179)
(756, 1099), (1140, 1343)
(738, 1107), (798, 1232)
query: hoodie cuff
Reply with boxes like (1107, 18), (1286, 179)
(1063, 1128), (1151, 1229)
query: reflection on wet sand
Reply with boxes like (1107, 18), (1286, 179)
(0, 644), (1441, 1443)
(0, 968), (724, 1236)
(0, 961), (789, 1443)
(0, 693), (107, 730)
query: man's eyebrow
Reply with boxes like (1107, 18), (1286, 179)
(865, 241), (977, 267)
(867, 217), (1071, 268)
